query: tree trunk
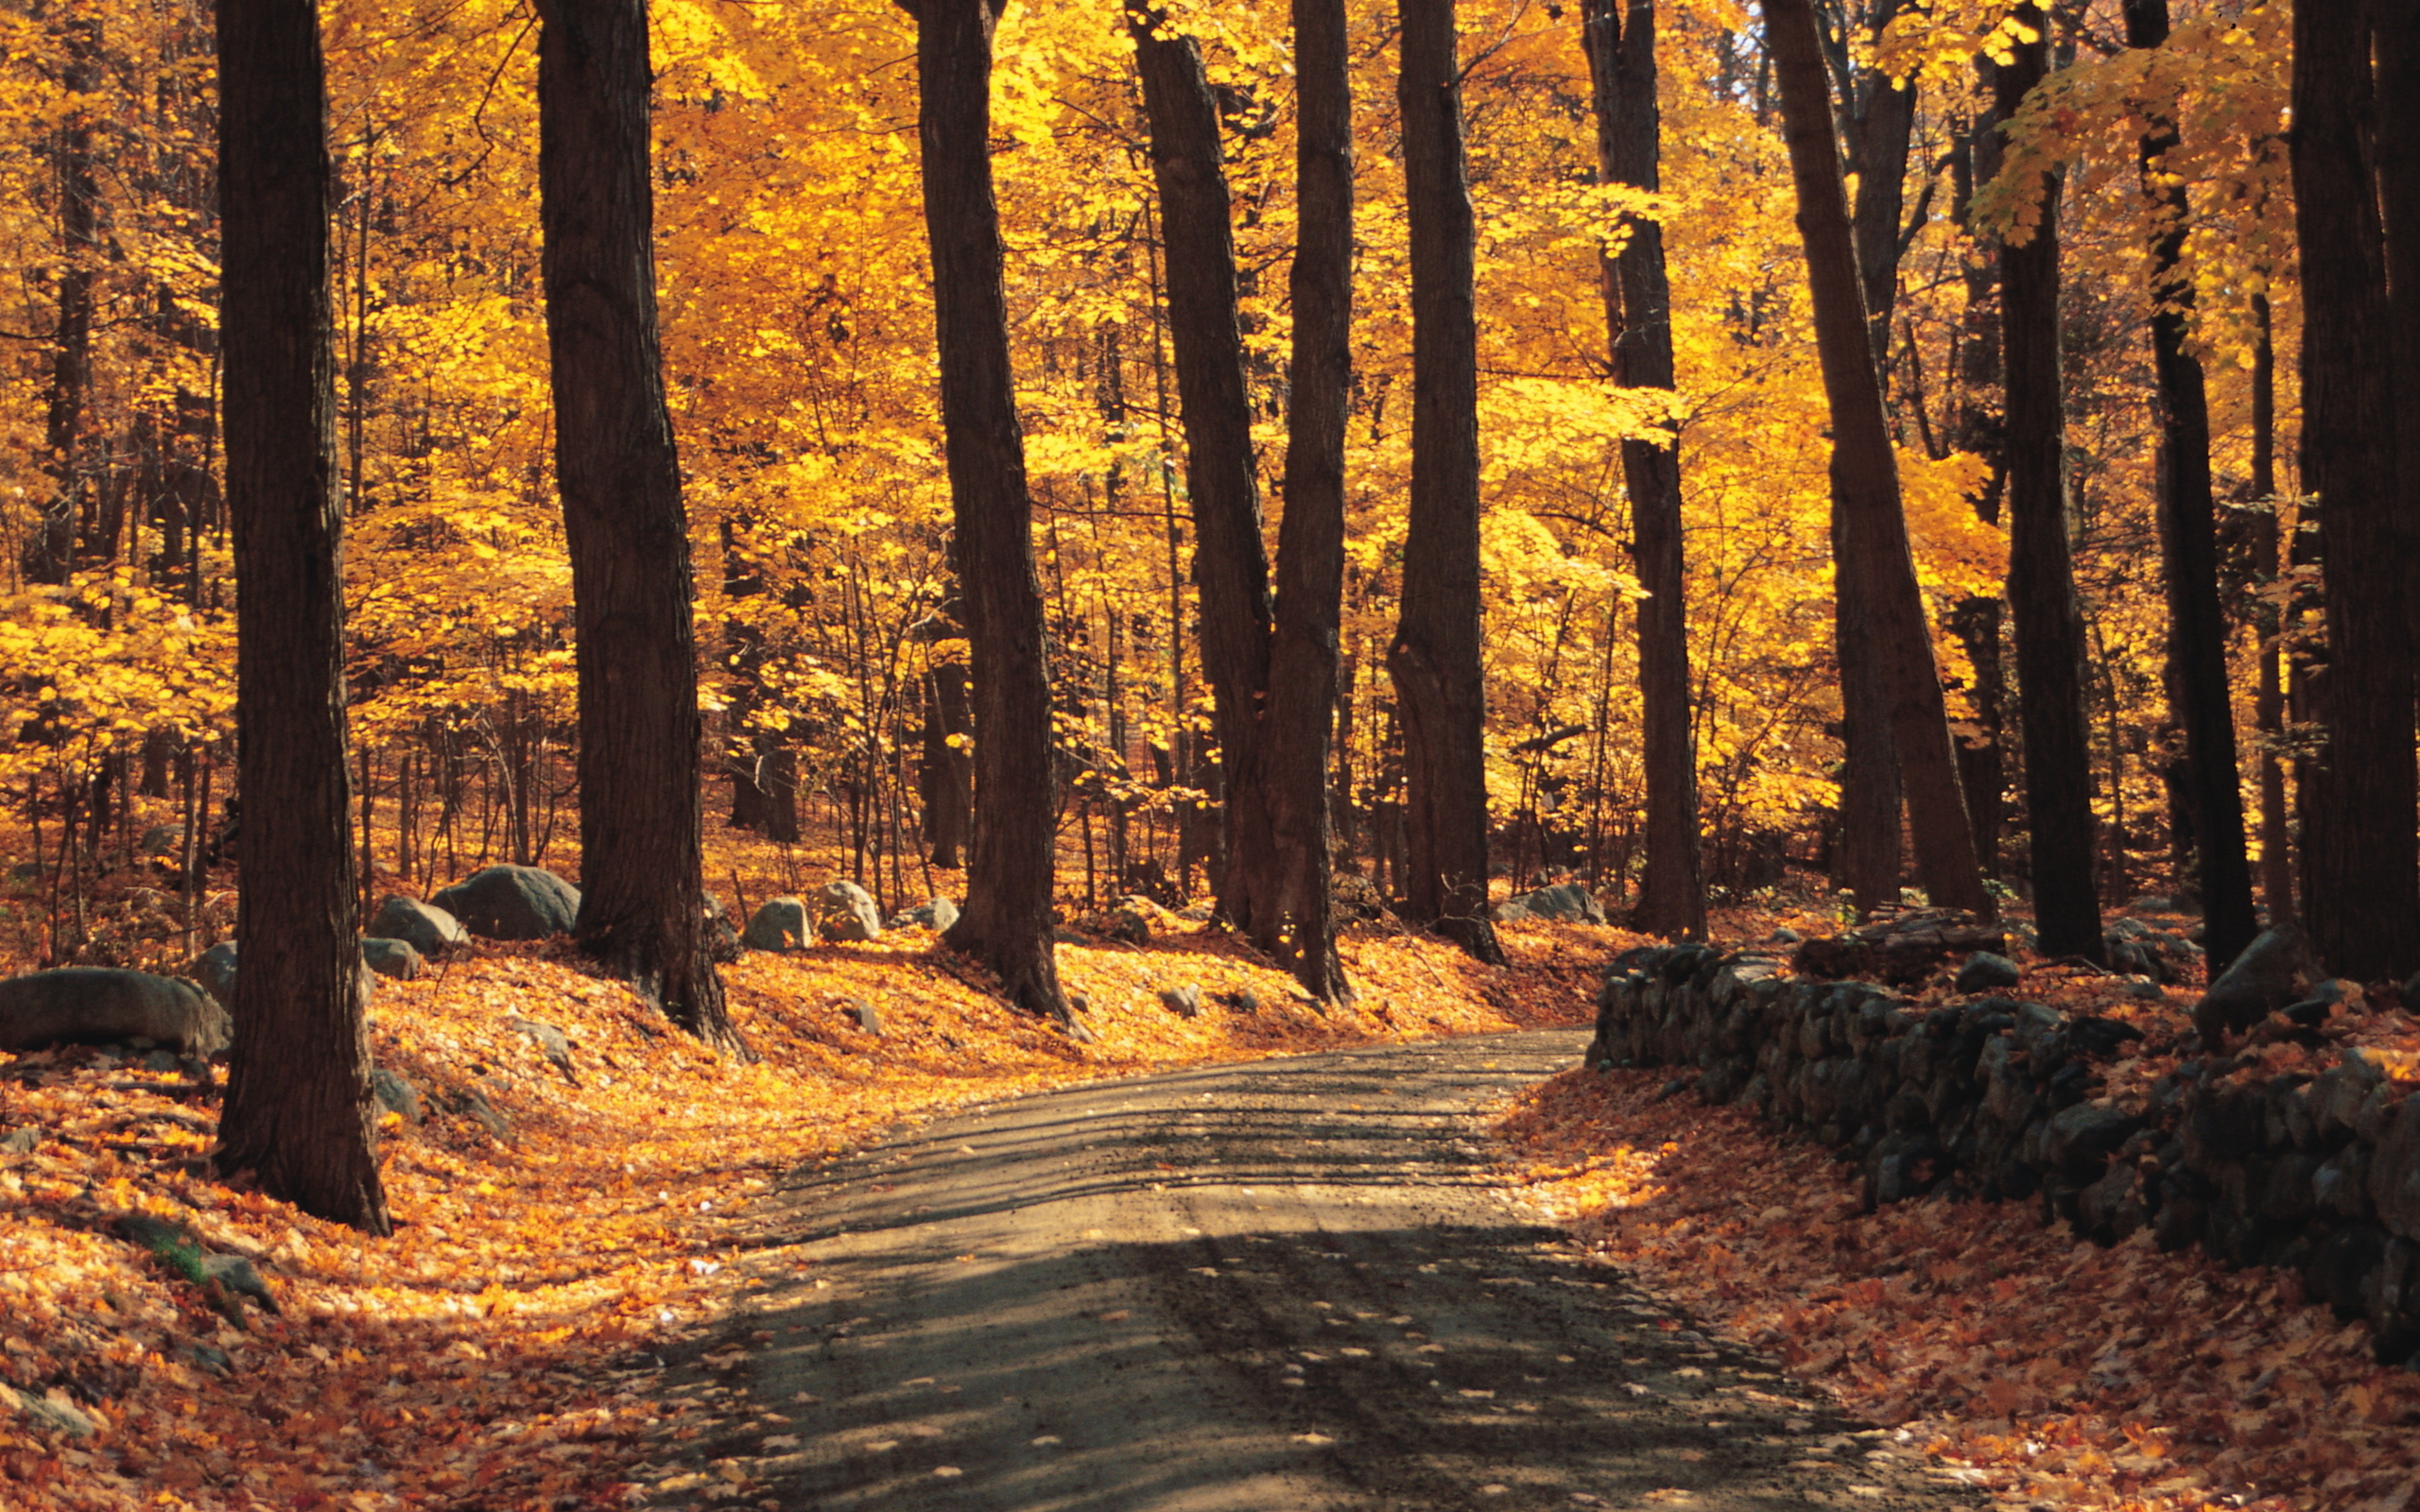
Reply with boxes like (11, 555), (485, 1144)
(1840, 0), (1917, 373)
(1763, 0), (1992, 918)
(2378, 7), (2420, 734)
(535, 0), (740, 1054)
(26, 4), (101, 587)
(904, 0), (1076, 1027)
(1123, 0), (1281, 938)
(211, 0), (389, 1234)
(1949, 96), (2008, 875)
(1994, 9), (2102, 960)
(2122, 0), (2256, 971)
(2291, 0), (2418, 982)
(1390, 0), (1504, 964)
(1261, 0), (1355, 1000)
(1582, 0), (1705, 940)
(2246, 294), (2294, 927)
(922, 650), (974, 869)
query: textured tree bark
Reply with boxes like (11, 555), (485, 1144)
(211, 0), (389, 1234)
(1993, 9), (2102, 961)
(1949, 94), (2009, 877)
(535, 0), (740, 1055)
(903, 0), (1077, 1027)
(1581, 0), (1705, 940)
(1123, 0), (1281, 941)
(921, 651), (974, 869)
(1763, 0), (1992, 919)
(2291, 0), (2418, 981)
(26, 3), (101, 586)
(1391, 0), (1504, 964)
(1839, 0), (1917, 373)
(2377, 8), (2420, 723)
(1260, 0), (1356, 1000)
(2122, 0), (2256, 971)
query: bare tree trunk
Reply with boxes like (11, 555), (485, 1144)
(1948, 95), (2008, 878)
(2292, 0), (2418, 981)
(1262, 0), (1356, 1000)
(1763, 0), (1991, 918)
(1390, 0), (1504, 964)
(1994, 8), (2102, 960)
(2121, 0), (2256, 971)
(1123, 0), (1280, 938)
(26, 4), (101, 586)
(903, 0), (1076, 1027)
(211, 0), (389, 1234)
(1582, 0), (1704, 940)
(535, 0), (740, 1053)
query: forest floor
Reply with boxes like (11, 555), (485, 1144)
(4, 869), (2417, 1511)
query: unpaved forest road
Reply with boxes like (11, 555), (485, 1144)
(666, 1031), (1987, 1511)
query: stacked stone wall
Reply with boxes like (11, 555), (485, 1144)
(1588, 943), (2420, 1368)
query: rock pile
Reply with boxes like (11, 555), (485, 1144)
(1590, 941), (2420, 1367)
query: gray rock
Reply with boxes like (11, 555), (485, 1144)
(369, 895), (469, 957)
(358, 937), (424, 980)
(0, 968), (230, 1057)
(1159, 983), (1202, 1019)
(2368, 1096), (2420, 1242)
(1954, 952), (2021, 993)
(194, 941), (240, 1009)
(851, 998), (882, 1036)
(508, 1017), (576, 1081)
(139, 823), (187, 858)
(0, 1127), (37, 1156)
(1109, 900), (1153, 945)
(890, 897), (960, 932)
(3, 1386), (95, 1439)
(200, 1253), (278, 1312)
(2316, 1143), (2372, 1220)
(1492, 899), (1534, 922)
(431, 865), (580, 940)
(2193, 925), (2308, 1043)
(1512, 882), (1607, 924)
(742, 896), (812, 951)
(456, 1085), (510, 1140)
(2314, 1050), (2390, 1141)
(816, 881), (883, 942)
(2042, 1102), (2145, 1179)
(1768, 926), (1803, 944)
(372, 1067), (423, 1124)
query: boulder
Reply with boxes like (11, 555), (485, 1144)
(369, 895), (469, 957)
(816, 881), (882, 942)
(138, 823), (187, 858)
(1159, 983), (1202, 1019)
(2193, 925), (2308, 1044)
(2369, 1097), (2420, 1243)
(1492, 898), (1534, 923)
(1793, 909), (2007, 986)
(1109, 898), (1154, 944)
(2042, 1101), (2144, 1180)
(741, 897), (812, 952)
(1954, 952), (2021, 993)
(431, 866), (580, 940)
(850, 998), (882, 1036)
(1512, 882), (1607, 924)
(0, 1384), (95, 1439)
(358, 937), (423, 980)
(508, 1016), (577, 1081)
(372, 1067), (424, 1124)
(890, 897), (959, 932)
(0, 969), (229, 1057)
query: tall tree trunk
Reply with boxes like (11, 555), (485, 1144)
(1949, 96), (2009, 876)
(535, 0), (740, 1053)
(1838, 0), (1917, 373)
(1994, 8), (2102, 960)
(26, 3), (101, 586)
(1123, 0), (1280, 939)
(1390, 0), (1504, 964)
(1262, 0), (1356, 1000)
(903, 0), (1078, 1027)
(2377, 8), (2420, 718)
(1582, 0), (1704, 940)
(2291, 0), (2418, 982)
(1763, 0), (1992, 918)
(211, 0), (389, 1234)
(921, 644), (974, 869)
(2246, 293), (2294, 928)
(2122, 0), (2256, 971)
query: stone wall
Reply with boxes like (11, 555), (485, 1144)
(1587, 943), (2420, 1369)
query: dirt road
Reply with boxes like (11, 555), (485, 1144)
(644, 1030), (1984, 1511)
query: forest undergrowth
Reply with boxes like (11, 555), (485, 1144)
(1498, 943), (2420, 1512)
(0, 873), (1607, 1511)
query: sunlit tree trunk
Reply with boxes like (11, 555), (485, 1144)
(535, 0), (740, 1053)
(902, 0), (1076, 1027)
(1994, 8), (2101, 960)
(2292, 0), (2418, 981)
(1948, 93), (2008, 878)
(211, 0), (388, 1234)
(1582, 0), (1704, 940)
(1262, 0), (1356, 1000)
(26, 3), (101, 586)
(1123, 0), (1280, 940)
(2121, 0), (2256, 971)
(1763, 0), (1992, 919)
(1390, 0), (1504, 964)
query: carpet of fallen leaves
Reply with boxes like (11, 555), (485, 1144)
(0, 911), (1609, 1510)
(1497, 934), (2420, 1512)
